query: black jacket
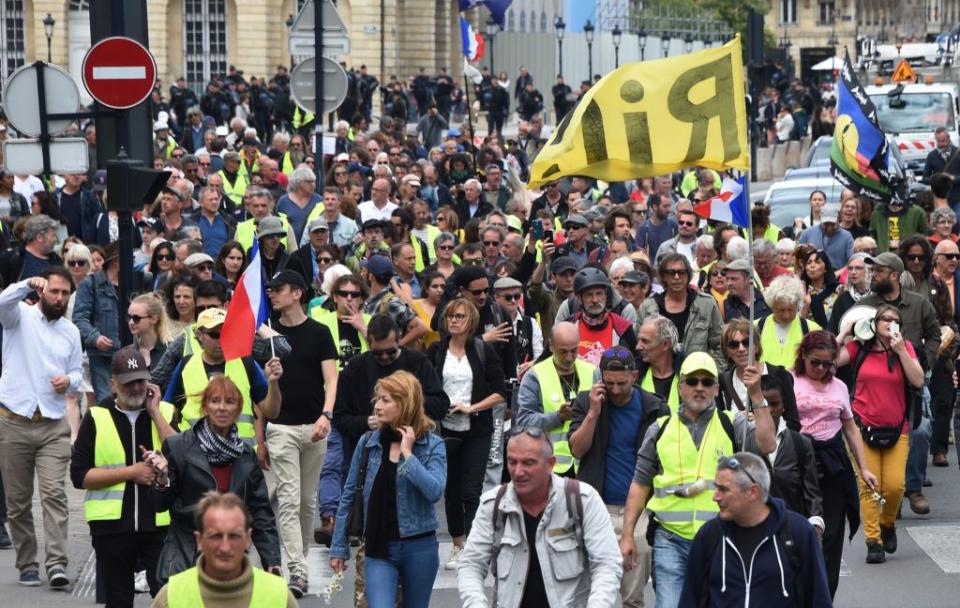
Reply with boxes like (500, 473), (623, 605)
(426, 337), (509, 437)
(569, 388), (668, 495)
(455, 198), (495, 227)
(333, 347), (450, 445)
(156, 428), (280, 581)
(0, 247), (63, 289)
(554, 238), (601, 261)
(70, 401), (173, 536)
(284, 243), (319, 301)
(771, 427), (823, 520)
(717, 363), (801, 432)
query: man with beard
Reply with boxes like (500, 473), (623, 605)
(70, 348), (179, 605)
(857, 252), (940, 516)
(618, 353), (776, 608)
(568, 267), (637, 366)
(0, 269), (83, 588)
(931, 240), (960, 466)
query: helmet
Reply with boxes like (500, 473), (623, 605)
(574, 267), (611, 295)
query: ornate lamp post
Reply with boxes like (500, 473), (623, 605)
(486, 16), (498, 74)
(637, 28), (647, 61)
(584, 20), (595, 79)
(43, 13), (55, 62)
(555, 16), (566, 79)
(612, 23), (623, 68)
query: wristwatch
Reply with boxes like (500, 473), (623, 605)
(321, 411), (333, 421)
(751, 399), (769, 411)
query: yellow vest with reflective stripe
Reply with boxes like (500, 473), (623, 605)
(219, 170), (249, 207)
(646, 410), (735, 540)
(303, 202), (326, 230)
(533, 358), (596, 474)
(84, 403), (177, 525)
(641, 369), (680, 412)
(181, 356), (255, 444)
(757, 317), (819, 368)
(292, 105), (315, 130)
(280, 151), (295, 176)
(421, 224), (441, 265)
(311, 308), (371, 370)
(410, 234), (426, 273)
(235, 214), (291, 253)
(167, 564), (289, 607)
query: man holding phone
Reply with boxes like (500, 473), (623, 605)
(70, 348), (179, 605)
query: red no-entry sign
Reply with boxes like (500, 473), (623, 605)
(82, 37), (157, 110)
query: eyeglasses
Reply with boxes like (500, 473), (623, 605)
(727, 339), (749, 350)
(462, 258), (484, 267)
(445, 312), (467, 321)
(467, 287), (488, 296)
(664, 268), (687, 277)
(906, 254), (927, 262)
(128, 315), (147, 324)
(683, 377), (716, 387)
(938, 253), (960, 261)
(67, 260), (88, 267)
(371, 346), (399, 359)
(483, 240), (501, 247)
(807, 358), (833, 369)
(318, 257), (334, 265)
(499, 293), (522, 302)
(336, 290), (362, 299)
(878, 315), (900, 323)
(202, 330), (222, 340)
(718, 456), (758, 486)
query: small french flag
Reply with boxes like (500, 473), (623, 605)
(220, 239), (269, 360)
(460, 17), (485, 62)
(693, 176), (750, 228)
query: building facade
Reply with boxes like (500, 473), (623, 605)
(0, 0), (462, 103)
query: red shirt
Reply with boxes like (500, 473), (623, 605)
(845, 340), (917, 433)
(211, 464), (233, 493)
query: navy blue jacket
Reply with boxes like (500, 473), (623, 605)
(679, 497), (832, 608)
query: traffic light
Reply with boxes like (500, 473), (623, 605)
(106, 155), (170, 212)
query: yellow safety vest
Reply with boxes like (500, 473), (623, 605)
(757, 317), (819, 368)
(235, 214), (292, 252)
(84, 403), (177, 525)
(181, 356), (256, 445)
(292, 106), (315, 130)
(158, 138), (177, 159)
(410, 234), (426, 273)
(280, 151), (295, 176)
(533, 358), (596, 474)
(166, 564), (289, 608)
(218, 170), (249, 207)
(418, 225), (441, 265)
(641, 369), (680, 412)
(741, 224), (782, 243)
(311, 308), (371, 370)
(182, 323), (202, 357)
(646, 410), (735, 540)
(303, 202), (327, 231)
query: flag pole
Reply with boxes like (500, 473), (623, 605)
(744, 172), (756, 367)
(462, 62), (476, 146)
(267, 318), (276, 359)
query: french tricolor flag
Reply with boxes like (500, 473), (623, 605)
(460, 17), (485, 62)
(693, 176), (750, 228)
(220, 239), (268, 360)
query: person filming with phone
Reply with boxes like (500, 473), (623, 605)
(70, 348), (180, 604)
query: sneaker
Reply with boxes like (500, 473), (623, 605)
(18, 568), (41, 586)
(880, 525), (897, 554)
(923, 478), (933, 487)
(0, 524), (11, 549)
(313, 516), (335, 548)
(866, 540), (886, 564)
(288, 576), (307, 599)
(933, 453), (949, 467)
(134, 569), (149, 593)
(47, 566), (69, 589)
(907, 491), (931, 515)
(444, 545), (463, 571)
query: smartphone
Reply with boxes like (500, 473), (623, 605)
(543, 229), (554, 243)
(532, 219), (544, 241)
(889, 321), (900, 337)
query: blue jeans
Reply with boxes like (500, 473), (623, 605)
(653, 526), (693, 608)
(316, 427), (344, 516)
(364, 534), (439, 608)
(89, 356), (113, 403)
(906, 416), (932, 494)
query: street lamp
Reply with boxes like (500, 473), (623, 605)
(43, 13), (55, 63)
(684, 32), (694, 54)
(637, 28), (647, 61)
(486, 16), (498, 75)
(612, 24), (623, 68)
(555, 16), (566, 79)
(285, 14), (294, 69)
(584, 20), (595, 80)
(661, 34), (671, 58)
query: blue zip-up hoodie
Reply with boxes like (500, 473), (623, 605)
(679, 497), (832, 608)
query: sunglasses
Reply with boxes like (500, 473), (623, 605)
(68, 260), (88, 267)
(128, 315), (147, 324)
(202, 330), (222, 340)
(678, 220), (697, 227)
(807, 358), (833, 369)
(906, 254), (927, 262)
(334, 171), (347, 176)
(462, 258), (484, 267)
(727, 339), (749, 350)
(563, 224), (584, 231)
(664, 269), (688, 277)
(438, 244), (455, 251)
(318, 257), (334, 264)
(156, 254), (175, 261)
(483, 240), (501, 247)
(499, 293), (522, 302)
(371, 346), (399, 358)
(336, 290), (362, 299)
(939, 253), (960, 261)
(683, 377), (716, 387)
(505, 426), (551, 443)
(196, 304), (220, 313)
(466, 287), (488, 296)
(718, 456), (758, 486)
(195, 264), (213, 272)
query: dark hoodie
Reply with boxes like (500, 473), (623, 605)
(679, 497), (832, 608)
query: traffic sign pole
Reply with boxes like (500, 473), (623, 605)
(314, 0), (324, 183)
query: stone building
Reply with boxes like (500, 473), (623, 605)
(0, 0), (463, 104)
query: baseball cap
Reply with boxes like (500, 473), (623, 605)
(266, 270), (308, 292)
(506, 215), (523, 233)
(110, 348), (151, 384)
(257, 216), (286, 238)
(196, 307), (227, 330)
(402, 175), (422, 188)
(599, 346), (636, 371)
(307, 217), (329, 233)
(865, 252), (905, 274)
(161, 185), (184, 201)
(564, 214), (588, 228)
(361, 254), (395, 280)
(447, 127), (462, 137)
(724, 259), (752, 273)
(821, 206), (839, 223)
(618, 271), (649, 286)
(184, 252), (215, 268)
(137, 217), (165, 233)
(679, 352), (718, 378)
(551, 256), (578, 275)
(493, 277), (522, 290)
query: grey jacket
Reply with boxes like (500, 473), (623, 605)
(638, 289), (726, 372)
(457, 475), (623, 608)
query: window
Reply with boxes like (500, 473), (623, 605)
(69, 0), (90, 8)
(184, 0), (227, 92)
(0, 0), (25, 92)
(507, 9), (514, 32)
(519, 10), (526, 33)
(780, 0), (797, 24)
(818, 1), (836, 25)
(541, 11), (547, 32)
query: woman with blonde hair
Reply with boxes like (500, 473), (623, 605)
(329, 370), (446, 608)
(128, 292), (173, 369)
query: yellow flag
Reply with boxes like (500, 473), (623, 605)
(528, 36), (749, 189)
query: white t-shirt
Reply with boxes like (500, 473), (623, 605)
(357, 200), (398, 224)
(441, 351), (473, 432)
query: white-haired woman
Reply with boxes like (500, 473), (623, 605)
(776, 238), (796, 271)
(277, 166), (321, 243)
(759, 275), (821, 368)
(307, 262), (352, 315)
(829, 252), (872, 334)
(929, 207), (959, 247)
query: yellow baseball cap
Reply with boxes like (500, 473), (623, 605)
(679, 352), (718, 378)
(196, 308), (227, 330)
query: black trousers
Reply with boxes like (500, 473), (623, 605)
(929, 366), (954, 455)
(819, 468), (846, 599)
(92, 531), (165, 608)
(442, 431), (492, 539)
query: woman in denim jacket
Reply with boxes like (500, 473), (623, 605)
(329, 370), (447, 608)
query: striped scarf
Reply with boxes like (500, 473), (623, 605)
(195, 418), (245, 466)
